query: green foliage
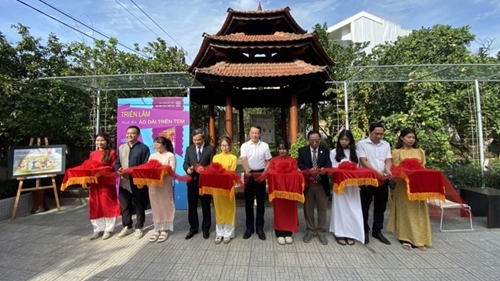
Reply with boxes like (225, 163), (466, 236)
(311, 23), (373, 145)
(441, 161), (500, 189)
(289, 134), (308, 159)
(1, 20), (500, 193)
(311, 22), (500, 168)
(358, 25), (481, 166)
(0, 24), (189, 154)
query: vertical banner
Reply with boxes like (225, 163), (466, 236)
(117, 97), (190, 210)
(250, 114), (275, 144)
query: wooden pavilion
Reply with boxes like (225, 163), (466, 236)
(188, 5), (335, 145)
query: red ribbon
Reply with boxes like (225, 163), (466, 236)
(391, 158), (446, 201)
(198, 162), (243, 198)
(61, 160), (116, 191)
(123, 159), (192, 188)
(298, 164), (379, 194)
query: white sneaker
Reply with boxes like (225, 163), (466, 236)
(116, 227), (134, 239)
(285, 236), (293, 244)
(90, 232), (103, 240)
(214, 236), (222, 244)
(277, 237), (286, 245)
(102, 232), (112, 240)
(134, 228), (144, 239)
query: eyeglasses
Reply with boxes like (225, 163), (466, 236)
(309, 139), (321, 143)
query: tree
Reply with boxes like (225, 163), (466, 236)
(369, 25), (478, 165)
(67, 36), (189, 137)
(311, 23), (373, 147)
(0, 24), (190, 164)
(1, 25), (92, 148)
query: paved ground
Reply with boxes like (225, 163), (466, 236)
(1, 202), (500, 281)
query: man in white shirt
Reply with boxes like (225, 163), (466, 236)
(240, 125), (272, 240)
(357, 122), (392, 245)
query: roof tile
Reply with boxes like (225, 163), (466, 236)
(195, 60), (327, 78)
(207, 31), (312, 42)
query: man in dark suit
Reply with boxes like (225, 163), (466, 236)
(297, 130), (332, 245)
(183, 128), (215, 239)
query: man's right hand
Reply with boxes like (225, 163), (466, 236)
(377, 171), (387, 181)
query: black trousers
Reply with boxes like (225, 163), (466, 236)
(360, 180), (389, 235)
(187, 178), (212, 233)
(244, 171), (266, 230)
(119, 185), (149, 229)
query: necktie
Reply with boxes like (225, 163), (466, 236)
(312, 149), (320, 181)
(197, 147), (201, 162)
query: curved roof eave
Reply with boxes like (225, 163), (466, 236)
(216, 6), (307, 36)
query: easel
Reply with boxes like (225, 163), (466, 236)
(11, 137), (61, 220)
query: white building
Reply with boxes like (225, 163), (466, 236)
(327, 11), (411, 53)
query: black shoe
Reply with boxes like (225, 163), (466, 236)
(203, 230), (209, 239)
(185, 231), (198, 240)
(243, 229), (254, 239)
(256, 229), (266, 240)
(364, 232), (369, 244)
(372, 233), (391, 245)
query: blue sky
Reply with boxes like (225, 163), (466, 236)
(1, 0), (499, 64)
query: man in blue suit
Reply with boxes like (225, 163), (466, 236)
(298, 130), (332, 245)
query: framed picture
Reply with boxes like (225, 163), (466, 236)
(8, 145), (66, 179)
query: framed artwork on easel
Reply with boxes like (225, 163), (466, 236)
(8, 140), (64, 219)
(7, 145), (66, 179)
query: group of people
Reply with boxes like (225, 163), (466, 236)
(83, 123), (432, 251)
(329, 123), (431, 250)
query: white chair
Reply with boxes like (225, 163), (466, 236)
(427, 199), (474, 232)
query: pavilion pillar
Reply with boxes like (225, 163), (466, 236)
(209, 104), (216, 146)
(239, 109), (245, 144)
(312, 101), (319, 131)
(290, 92), (298, 144)
(225, 94), (233, 140)
(280, 105), (287, 141)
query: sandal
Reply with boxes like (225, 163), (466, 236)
(148, 231), (160, 243)
(335, 236), (347, 246)
(402, 242), (412, 251)
(346, 239), (355, 246)
(157, 231), (168, 243)
(418, 245), (427, 251)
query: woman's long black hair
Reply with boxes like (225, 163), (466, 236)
(96, 133), (112, 164)
(335, 129), (358, 163)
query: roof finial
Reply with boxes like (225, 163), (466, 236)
(257, 1), (262, 10)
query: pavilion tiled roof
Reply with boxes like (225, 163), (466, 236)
(205, 32), (313, 42)
(194, 60), (327, 78)
(216, 6), (307, 36)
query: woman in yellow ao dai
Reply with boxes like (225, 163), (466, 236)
(211, 136), (238, 244)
